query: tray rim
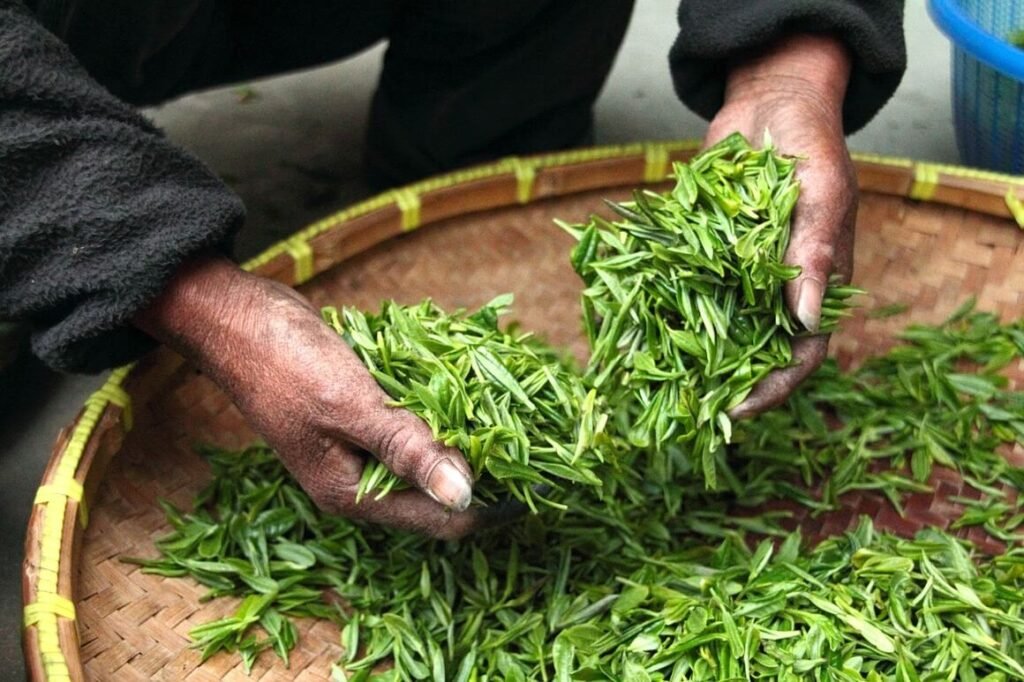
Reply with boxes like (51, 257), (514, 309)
(20, 139), (1024, 681)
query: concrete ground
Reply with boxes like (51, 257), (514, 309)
(1, 2), (956, 677)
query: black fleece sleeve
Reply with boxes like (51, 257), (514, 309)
(0, 0), (244, 373)
(669, 0), (906, 134)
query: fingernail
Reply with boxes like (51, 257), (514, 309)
(426, 459), (473, 512)
(796, 279), (824, 333)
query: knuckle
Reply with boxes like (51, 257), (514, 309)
(297, 438), (363, 515)
(312, 381), (374, 432)
(316, 382), (353, 417)
(308, 484), (359, 518)
(373, 420), (429, 477)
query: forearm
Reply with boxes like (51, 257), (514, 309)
(132, 256), (303, 396)
(670, 0), (905, 133)
(134, 255), (249, 358)
(724, 34), (852, 110)
(0, 0), (244, 372)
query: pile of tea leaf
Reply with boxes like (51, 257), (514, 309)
(321, 296), (608, 510)
(132, 439), (1024, 680)
(561, 133), (859, 489)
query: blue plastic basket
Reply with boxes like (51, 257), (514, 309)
(929, 0), (1024, 172)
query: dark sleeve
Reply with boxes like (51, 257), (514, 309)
(668, 0), (906, 133)
(0, 0), (245, 373)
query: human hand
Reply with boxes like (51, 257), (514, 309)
(704, 33), (857, 418)
(136, 256), (493, 540)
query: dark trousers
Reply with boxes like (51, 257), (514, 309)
(51, 0), (636, 188)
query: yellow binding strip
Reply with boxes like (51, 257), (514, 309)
(1007, 188), (1024, 229)
(506, 157), (536, 204)
(850, 152), (913, 168)
(34, 480), (89, 530)
(24, 594), (76, 625)
(282, 237), (314, 284)
(644, 144), (670, 183)
(918, 161), (1024, 185)
(33, 481), (82, 506)
(26, 365), (133, 680)
(85, 381), (132, 432)
(909, 163), (940, 201)
(851, 152), (1024, 187)
(393, 188), (422, 231)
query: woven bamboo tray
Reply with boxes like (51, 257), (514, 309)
(21, 141), (1024, 681)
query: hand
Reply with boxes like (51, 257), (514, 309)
(136, 256), (494, 540)
(704, 33), (857, 418)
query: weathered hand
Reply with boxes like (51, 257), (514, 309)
(704, 33), (857, 418)
(136, 256), (488, 539)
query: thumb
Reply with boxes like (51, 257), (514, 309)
(784, 159), (857, 332)
(342, 398), (475, 512)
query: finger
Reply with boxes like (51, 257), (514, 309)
(299, 440), (483, 540)
(728, 335), (828, 419)
(783, 157), (857, 333)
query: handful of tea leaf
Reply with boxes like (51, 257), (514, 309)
(322, 295), (608, 511)
(562, 133), (859, 488)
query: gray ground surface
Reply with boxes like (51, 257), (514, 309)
(2, 2), (955, 677)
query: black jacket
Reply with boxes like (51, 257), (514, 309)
(0, 0), (906, 373)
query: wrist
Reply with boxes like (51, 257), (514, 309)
(724, 33), (851, 114)
(134, 255), (256, 358)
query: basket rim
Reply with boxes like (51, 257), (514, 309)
(928, 0), (1024, 81)
(19, 139), (1024, 681)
